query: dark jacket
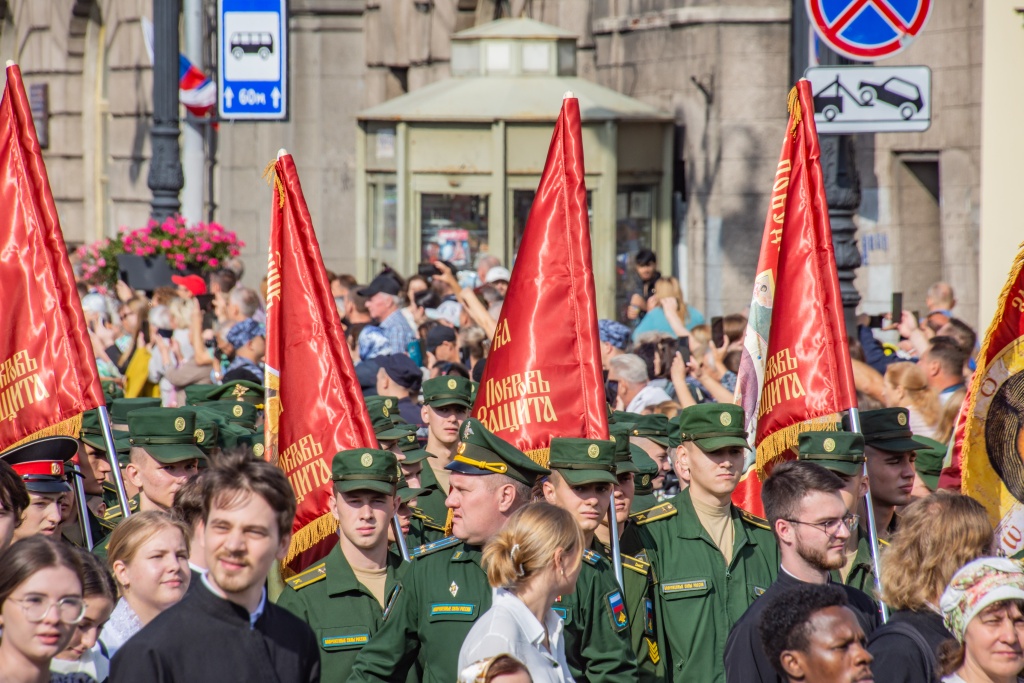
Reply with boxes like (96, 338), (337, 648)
(109, 581), (319, 683)
(867, 609), (952, 683)
(724, 569), (881, 683)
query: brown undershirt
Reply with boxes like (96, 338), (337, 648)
(351, 565), (388, 608)
(692, 496), (735, 565)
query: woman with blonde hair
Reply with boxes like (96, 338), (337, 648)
(458, 503), (584, 683)
(883, 362), (941, 438)
(631, 276), (704, 343)
(867, 491), (994, 682)
(99, 510), (191, 656)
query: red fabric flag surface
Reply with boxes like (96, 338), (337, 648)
(0, 63), (104, 451)
(958, 244), (1024, 556)
(733, 81), (856, 513)
(263, 152), (377, 574)
(471, 95), (608, 463)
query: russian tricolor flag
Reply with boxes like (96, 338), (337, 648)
(178, 54), (216, 118)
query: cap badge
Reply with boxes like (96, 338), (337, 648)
(382, 406), (390, 418)
(174, 417), (186, 432)
(642, 474), (650, 486)
(232, 405), (244, 417)
(463, 422), (474, 439)
(897, 412), (908, 426)
(361, 453), (374, 467)
(253, 443), (265, 458)
(609, 435), (616, 443)
(447, 379), (457, 390)
(50, 463), (60, 475)
(456, 442), (467, 455)
(720, 412), (732, 427)
(449, 581), (459, 597)
(232, 385), (249, 400)
(194, 429), (205, 443)
(587, 444), (600, 459)
(385, 399), (393, 409)
(823, 438), (836, 453)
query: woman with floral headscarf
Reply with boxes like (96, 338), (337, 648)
(938, 557), (1024, 682)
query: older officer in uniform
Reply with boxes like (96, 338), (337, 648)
(644, 403), (779, 683)
(541, 436), (640, 682)
(349, 418), (548, 683)
(595, 424), (664, 682)
(278, 448), (405, 681)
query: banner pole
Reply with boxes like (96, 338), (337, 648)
(847, 407), (888, 622)
(98, 405), (132, 518)
(69, 464), (94, 550)
(608, 506), (624, 592)
(393, 515), (411, 562)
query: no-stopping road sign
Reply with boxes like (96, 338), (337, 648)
(805, 0), (932, 62)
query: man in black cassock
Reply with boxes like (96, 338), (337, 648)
(110, 453), (319, 682)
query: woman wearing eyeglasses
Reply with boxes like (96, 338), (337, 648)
(0, 535), (95, 683)
(867, 492), (993, 683)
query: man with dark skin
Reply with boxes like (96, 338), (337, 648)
(759, 583), (874, 683)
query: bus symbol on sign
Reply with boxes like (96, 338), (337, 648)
(230, 32), (274, 60)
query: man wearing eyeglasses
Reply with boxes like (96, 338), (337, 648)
(724, 460), (881, 683)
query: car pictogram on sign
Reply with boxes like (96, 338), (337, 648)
(857, 77), (923, 120)
(229, 32), (274, 60)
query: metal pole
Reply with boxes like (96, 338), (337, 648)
(97, 405), (132, 518)
(608, 506), (624, 592)
(181, 0), (205, 225)
(393, 515), (411, 562)
(69, 464), (94, 550)
(149, 0), (184, 220)
(847, 407), (888, 622)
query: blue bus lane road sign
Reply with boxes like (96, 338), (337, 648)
(218, 0), (287, 120)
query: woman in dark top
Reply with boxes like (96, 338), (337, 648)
(868, 491), (994, 683)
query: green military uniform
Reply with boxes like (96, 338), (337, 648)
(395, 470), (434, 553)
(349, 418), (549, 683)
(397, 431), (447, 544)
(197, 400), (259, 431)
(629, 445), (663, 515)
(546, 437), (639, 681)
(107, 397), (161, 427)
(185, 379), (265, 408)
(912, 435), (946, 492)
(278, 448), (406, 681)
(643, 404), (779, 683)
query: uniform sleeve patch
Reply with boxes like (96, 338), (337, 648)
(662, 579), (708, 594)
(646, 637), (660, 664)
(644, 598), (655, 636)
(607, 590), (629, 631)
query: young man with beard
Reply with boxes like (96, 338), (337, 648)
(279, 449), (404, 681)
(1, 436), (77, 541)
(760, 583), (875, 683)
(349, 418), (549, 683)
(643, 403), (778, 683)
(542, 437), (640, 682)
(724, 461), (880, 683)
(110, 452), (319, 683)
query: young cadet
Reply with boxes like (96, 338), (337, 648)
(842, 408), (924, 541)
(795, 431), (878, 596)
(644, 403), (779, 683)
(416, 375), (473, 528)
(1, 436), (78, 541)
(104, 397), (161, 506)
(625, 413), (673, 495)
(278, 448), (405, 682)
(94, 408), (204, 558)
(594, 425), (664, 682)
(349, 418), (549, 683)
(542, 437), (640, 682)
(629, 448), (662, 515)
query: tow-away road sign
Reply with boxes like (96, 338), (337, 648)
(218, 0), (287, 120)
(804, 65), (931, 133)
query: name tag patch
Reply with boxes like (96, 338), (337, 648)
(322, 634), (368, 648)
(662, 579), (708, 593)
(430, 603), (475, 616)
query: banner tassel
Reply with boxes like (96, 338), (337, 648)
(282, 510), (337, 570)
(5, 414), (83, 450)
(755, 414), (840, 479)
(523, 447), (550, 468)
(261, 159), (285, 208)
(787, 85), (801, 138)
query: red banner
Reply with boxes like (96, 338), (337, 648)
(471, 96), (608, 462)
(264, 153), (377, 573)
(0, 64), (104, 451)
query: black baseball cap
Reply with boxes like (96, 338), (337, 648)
(425, 326), (457, 354)
(357, 273), (402, 298)
(377, 354), (423, 391)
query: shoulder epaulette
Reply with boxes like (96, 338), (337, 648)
(621, 553), (650, 576)
(630, 502), (677, 525)
(582, 548), (603, 566)
(287, 562), (327, 590)
(739, 509), (772, 531)
(411, 535), (461, 559)
(411, 508), (446, 531)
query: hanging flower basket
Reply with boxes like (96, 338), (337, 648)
(75, 216), (245, 290)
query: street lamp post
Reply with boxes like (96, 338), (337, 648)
(148, 0), (184, 221)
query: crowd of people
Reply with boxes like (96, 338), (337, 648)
(0, 245), (1010, 683)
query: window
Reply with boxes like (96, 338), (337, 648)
(510, 189), (592, 264)
(420, 194), (489, 270)
(615, 186), (656, 322)
(371, 183), (397, 250)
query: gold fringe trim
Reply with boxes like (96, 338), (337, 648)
(261, 159), (285, 208)
(282, 509), (337, 569)
(443, 507), (454, 536)
(787, 85), (801, 138)
(5, 414), (83, 451)
(962, 241), (1024, 497)
(523, 447), (550, 468)
(755, 415), (840, 479)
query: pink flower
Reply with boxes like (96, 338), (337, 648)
(96, 258), (106, 267)
(208, 258), (219, 267)
(159, 239), (171, 249)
